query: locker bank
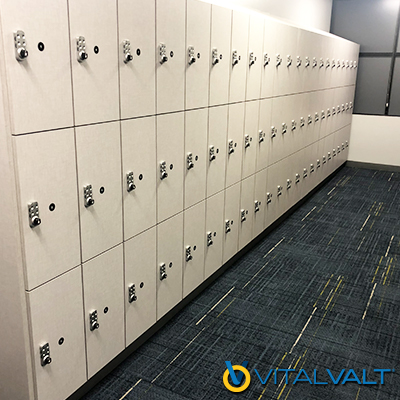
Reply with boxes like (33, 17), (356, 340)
(1, 0), (399, 399)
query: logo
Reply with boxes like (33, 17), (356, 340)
(223, 361), (251, 392)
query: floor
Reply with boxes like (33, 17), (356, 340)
(82, 166), (400, 400)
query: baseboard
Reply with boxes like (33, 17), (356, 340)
(346, 160), (400, 172)
(67, 163), (345, 400)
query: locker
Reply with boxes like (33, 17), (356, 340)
(183, 201), (206, 297)
(266, 157), (290, 224)
(68, 0), (119, 125)
(0, 0), (73, 134)
(156, 0), (186, 114)
(226, 103), (245, 187)
(157, 112), (184, 222)
(118, 0), (156, 119)
(76, 122), (123, 262)
(82, 245), (124, 379)
(27, 267), (86, 400)
(157, 212), (184, 319)
(14, 129), (80, 290)
(246, 13), (264, 101)
(253, 169), (267, 238)
(270, 95), (295, 164)
(273, 23), (299, 96)
(286, 151), (301, 210)
(239, 175), (255, 250)
(122, 117), (156, 240)
(209, 4), (232, 106)
(223, 182), (240, 264)
(260, 17), (277, 99)
(229, 10), (249, 103)
(324, 133), (336, 177)
(125, 227), (157, 346)
(242, 100), (259, 179)
(257, 98), (272, 171)
(185, 108), (208, 209)
(207, 105), (228, 197)
(186, 0), (211, 110)
(205, 191), (224, 279)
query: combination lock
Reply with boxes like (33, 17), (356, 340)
(84, 185), (95, 208)
(160, 263), (167, 281)
(122, 40), (133, 63)
(40, 343), (52, 367)
(89, 310), (99, 331)
(14, 31), (28, 61)
(77, 36), (88, 62)
(28, 202), (41, 228)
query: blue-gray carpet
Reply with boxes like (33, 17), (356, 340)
(82, 166), (400, 400)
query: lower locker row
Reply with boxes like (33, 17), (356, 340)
(28, 127), (350, 400)
(16, 96), (353, 292)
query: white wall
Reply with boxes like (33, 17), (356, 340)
(349, 115), (400, 167)
(203, 0), (333, 31)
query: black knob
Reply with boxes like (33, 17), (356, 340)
(79, 51), (88, 61)
(19, 48), (28, 59)
(125, 53), (133, 63)
(161, 55), (168, 64)
(32, 216), (41, 227)
(88, 198), (95, 206)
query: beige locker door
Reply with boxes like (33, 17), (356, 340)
(185, 108), (208, 209)
(14, 129), (80, 291)
(207, 105), (228, 197)
(157, 112), (184, 223)
(261, 17), (278, 99)
(223, 182), (240, 264)
(209, 4), (232, 106)
(186, 0), (211, 110)
(156, 0), (186, 114)
(246, 13), (264, 101)
(183, 201), (206, 297)
(118, 0), (156, 119)
(242, 100), (259, 179)
(76, 122), (123, 262)
(257, 98), (272, 172)
(83, 245), (125, 379)
(253, 168), (267, 238)
(125, 227), (157, 346)
(226, 103), (245, 187)
(68, 0), (119, 125)
(273, 23), (299, 97)
(205, 191), (224, 279)
(0, 0), (73, 134)
(28, 267), (86, 400)
(157, 212), (184, 319)
(229, 10), (249, 103)
(122, 116), (157, 241)
(239, 175), (255, 250)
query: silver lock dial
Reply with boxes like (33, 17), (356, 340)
(28, 202), (41, 228)
(77, 36), (88, 62)
(89, 310), (99, 331)
(126, 171), (136, 193)
(122, 40), (133, 63)
(40, 343), (52, 367)
(14, 30), (28, 61)
(84, 185), (95, 208)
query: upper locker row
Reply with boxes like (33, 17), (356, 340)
(2, 0), (359, 135)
